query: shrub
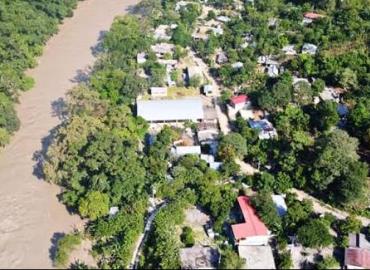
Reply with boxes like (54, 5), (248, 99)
(180, 226), (195, 247)
(54, 233), (82, 267)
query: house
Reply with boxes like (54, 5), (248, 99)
(230, 95), (250, 111)
(137, 52), (147, 64)
(302, 13), (324, 25)
(205, 223), (216, 239)
(319, 87), (340, 102)
(212, 25), (224, 35)
(268, 18), (278, 27)
(197, 121), (219, 143)
(201, 154), (215, 164)
(267, 64), (279, 77)
(271, 195), (287, 217)
(180, 246), (220, 269)
(248, 119), (277, 140)
(257, 55), (279, 66)
(345, 248), (370, 269)
(175, 1), (190, 12)
(151, 43), (174, 58)
(292, 76), (310, 86)
(209, 161), (222, 170)
(154, 25), (171, 40)
(349, 233), (370, 250)
(150, 87), (168, 97)
(304, 12), (324, 20)
(136, 98), (204, 122)
(232, 62), (244, 69)
(216, 51), (228, 64)
(157, 59), (178, 66)
(231, 196), (270, 246)
(187, 66), (203, 80)
(171, 145), (201, 157)
(282, 45), (297, 56)
(302, 43), (318, 55)
(216, 16), (231, 23)
(203, 84), (214, 96)
(238, 245), (276, 269)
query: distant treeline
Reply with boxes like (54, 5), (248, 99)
(0, 0), (80, 147)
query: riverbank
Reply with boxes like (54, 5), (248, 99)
(0, 0), (139, 268)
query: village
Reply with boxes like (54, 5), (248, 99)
(127, 1), (368, 269)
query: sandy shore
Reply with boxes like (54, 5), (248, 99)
(0, 0), (139, 268)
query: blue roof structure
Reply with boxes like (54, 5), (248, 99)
(137, 98), (204, 122)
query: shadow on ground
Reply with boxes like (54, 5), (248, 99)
(32, 124), (61, 180)
(49, 232), (65, 263)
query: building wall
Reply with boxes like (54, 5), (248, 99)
(238, 235), (270, 246)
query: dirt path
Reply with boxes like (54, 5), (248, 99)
(292, 188), (370, 226)
(0, 0), (139, 268)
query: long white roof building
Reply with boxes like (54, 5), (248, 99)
(137, 98), (204, 122)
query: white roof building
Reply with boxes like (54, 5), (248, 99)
(201, 154), (215, 164)
(209, 162), (222, 170)
(150, 87), (168, 97)
(154, 25), (171, 40)
(187, 66), (202, 79)
(302, 43), (318, 55)
(213, 25), (224, 35)
(267, 64), (279, 77)
(271, 195), (287, 217)
(282, 45), (297, 55)
(216, 16), (231, 23)
(171, 145), (201, 156)
(137, 52), (147, 64)
(216, 52), (228, 64)
(137, 98), (204, 122)
(319, 87), (340, 102)
(175, 1), (190, 11)
(151, 43), (174, 55)
(180, 246), (219, 269)
(203, 84), (213, 96)
(232, 62), (244, 69)
(238, 245), (276, 269)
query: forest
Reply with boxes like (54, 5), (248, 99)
(0, 0), (79, 147)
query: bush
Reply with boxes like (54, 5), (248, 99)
(180, 226), (195, 247)
(54, 233), (82, 267)
(317, 256), (339, 270)
(297, 219), (332, 248)
(277, 251), (293, 269)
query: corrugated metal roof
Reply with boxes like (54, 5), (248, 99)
(231, 196), (269, 240)
(137, 98), (204, 122)
(345, 247), (370, 268)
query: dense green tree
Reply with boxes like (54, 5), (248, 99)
(252, 192), (282, 233)
(219, 248), (245, 269)
(297, 219), (333, 248)
(314, 101), (340, 131)
(172, 24), (192, 47)
(218, 133), (248, 160)
(78, 191), (109, 220)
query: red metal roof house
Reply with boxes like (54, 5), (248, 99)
(230, 95), (250, 111)
(304, 12), (324, 20)
(345, 247), (370, 269)
(232, 196), (270, 246)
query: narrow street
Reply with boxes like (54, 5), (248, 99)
(130, 202), (167, 269)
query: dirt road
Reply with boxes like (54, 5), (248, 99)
(0, 0), (139, 268)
